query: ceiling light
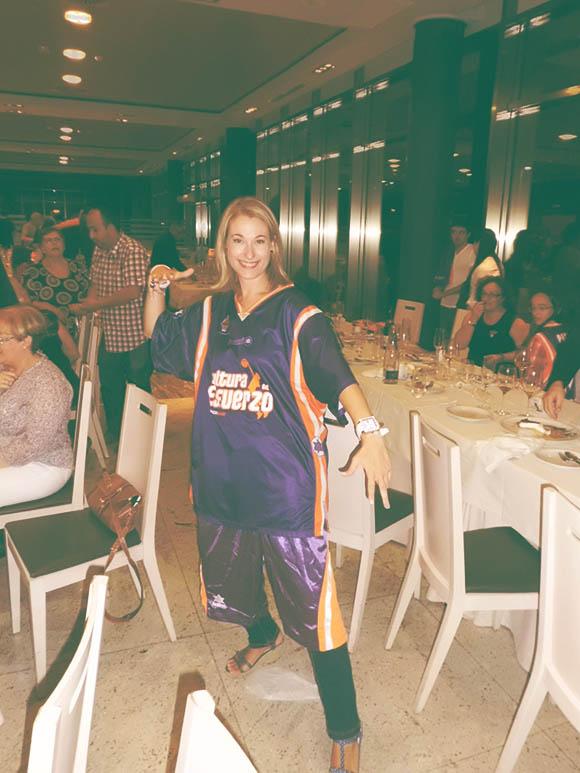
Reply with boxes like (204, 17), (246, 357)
(62, 74), (82, 85)
(59, 155), (69, 160)
(172, 151), (177, 156)
(244, 106), (258, 114)
(314, 63), (335, 74)
(453, 152), (459, 158)
(60, 126), (74, 133)
(63, 48), (86, 60)
(388, 158), (400, 163)
(60, 134), (72, 142)
(558, 133), (577, 141)
(59, 159), (69, 165)
(64, 9), (92, 25)
(523, 165), (532, 171)
(458, 167), (471, 173)
(138, 169), (144, 174)
(196, 136), (203, 141)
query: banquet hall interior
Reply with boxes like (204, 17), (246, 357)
(0, 0), (579, 771)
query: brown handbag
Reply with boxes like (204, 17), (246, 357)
(87, 472), (144, 622)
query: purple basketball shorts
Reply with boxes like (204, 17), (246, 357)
(197, 516), (347, 652)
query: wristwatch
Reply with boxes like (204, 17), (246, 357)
(355, 416), (389, 439)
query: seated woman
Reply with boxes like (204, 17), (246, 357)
(0, 305), (73, 508)
(525, 289), (567, 386)
(454, 276), (529, 366)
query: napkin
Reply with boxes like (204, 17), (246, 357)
(475, 435), (542, 473)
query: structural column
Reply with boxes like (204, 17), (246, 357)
(220, 128), (257, 211)
(398, 18), (466, 308)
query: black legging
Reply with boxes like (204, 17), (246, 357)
(247, 615), (361, 741)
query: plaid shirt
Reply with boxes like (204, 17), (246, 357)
(90, 233), (150, 352)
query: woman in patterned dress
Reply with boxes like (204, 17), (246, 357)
(15, 225), (89, 360)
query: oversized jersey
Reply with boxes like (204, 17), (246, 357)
(151, 284), (356, 536)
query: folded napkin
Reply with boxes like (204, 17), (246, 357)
(475, 435), (542, 473)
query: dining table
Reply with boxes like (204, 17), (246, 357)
(348, 352), (580, 670)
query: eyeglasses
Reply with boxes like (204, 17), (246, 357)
(481, 291), (502, 298)
(0, 335), (16, 345)
(530, 304), (553, 312)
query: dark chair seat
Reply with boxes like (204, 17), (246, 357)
(5, 509), (141, 578)
(0, 479), (74, 517)
(375, 489), (414, 532)
(464, 527), (540, 594)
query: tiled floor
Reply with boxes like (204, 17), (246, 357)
(1, 397), (579, 772)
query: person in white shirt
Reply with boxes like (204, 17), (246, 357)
(458, 227), (504, 309)
(432, 219), (476, 335)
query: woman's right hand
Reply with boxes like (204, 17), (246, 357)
(0, 369), (16, 391)
(149, 264), (194, 290)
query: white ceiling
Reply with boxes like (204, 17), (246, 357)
(0, 0), (502, 177)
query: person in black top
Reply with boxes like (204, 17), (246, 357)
(453, 276), (529, 366)
(543, 325), (580, 418)
(150, 220), (185, 271)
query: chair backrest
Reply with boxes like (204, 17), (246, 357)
(70, 365), (92, 506)
(116, 385), (167, 545)
(86, 315), (101, 382)
(451, 308), (470, 341)
(410, 411), (464, 600)
(536, 487), (580, 727)
(175, 690), (256, 773)
(27, 575), (108, 773)
(325, 416), (371, 542)
(394, 299), (425, 344)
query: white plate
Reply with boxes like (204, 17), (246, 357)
(447, 404), (492, 422)
(501, 416), (580, 442)
(535, 447), (580, 469)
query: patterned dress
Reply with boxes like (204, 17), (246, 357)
(21, 254), (90, 337)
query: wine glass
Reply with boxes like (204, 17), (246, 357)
(514, 347), (530, 377)
(520, 365), (543, 416)
(496, 363), (517, 416)
(433, 327), (447, 363)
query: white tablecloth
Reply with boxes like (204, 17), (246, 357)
(353, 365), (580, 668)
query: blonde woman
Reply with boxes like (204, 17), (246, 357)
(144, 197), (392, 773)
(0, 305), (73, 507)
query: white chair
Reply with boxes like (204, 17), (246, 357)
(394, 299), (425, 345)
(326, 416), (414, 651)
(27, 575), (108, 773)
(175, 690), (256, 773)
(0, 367), (92, 531)
(450, 308), (470, 340)
(5, 385), (176, 682)
(385, 412), (540, 712)
(496, 487), (580, 772)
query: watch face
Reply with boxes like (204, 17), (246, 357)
(357, 418), (379, 436)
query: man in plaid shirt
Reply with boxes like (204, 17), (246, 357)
(70, 204), (151, 439)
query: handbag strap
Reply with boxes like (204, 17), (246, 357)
(102, 537), (144, 623)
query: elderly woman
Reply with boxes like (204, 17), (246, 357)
(146, 197), (393, 773)
(0, 305), (73, 507)
(525, 289), (567, 386)
(17, 225), (89, 341)
(454, 276), (529, 366)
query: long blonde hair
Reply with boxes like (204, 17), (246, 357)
(212, 197), (289, 292)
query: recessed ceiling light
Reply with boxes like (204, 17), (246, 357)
(64, 9), (92, 26)
(62, 74), (82, 85)
(558, 133), (577, 141)
(196, 136), (204, 141)
(314, 63), (335, 74)
(63, 48), (86, 60)
(244, 106), (258, 114)
(453, 152), (460, 158)
(458, 167), (471, 173)
(59, 159), (69, 165)
(172, 151), (178, 156)
(60, 126), (74, 133)
(138, 169), (144, 174)
(388, 158), (400, 163)
(59, 155), (69, 160)
(60, 134), (72, 142)
(523, 165), (533, 171)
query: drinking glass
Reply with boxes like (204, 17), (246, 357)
(514, 347), (531, 377)
(520, 365), (543, 416)
(433, 327), (447, 364)
(496, 363), (517, 416)
(398, 319), (411, 353)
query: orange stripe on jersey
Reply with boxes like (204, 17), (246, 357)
(290, 306), (328, 536)
(199, 564), (208, 614)
(234, 283), (294, 317)
(317, 553), (347, 651)
(192, 295), (212, 411)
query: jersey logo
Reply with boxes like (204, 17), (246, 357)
(208, 593), (227, 610)
(208, 359), (274, 419)
(220, 315), (230, 334)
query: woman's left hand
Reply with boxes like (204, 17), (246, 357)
(341, 433), (391, 507)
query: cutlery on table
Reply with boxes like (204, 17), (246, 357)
(560, 451), (580, 465)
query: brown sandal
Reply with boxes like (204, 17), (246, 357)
(225, 633), (284, 676)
